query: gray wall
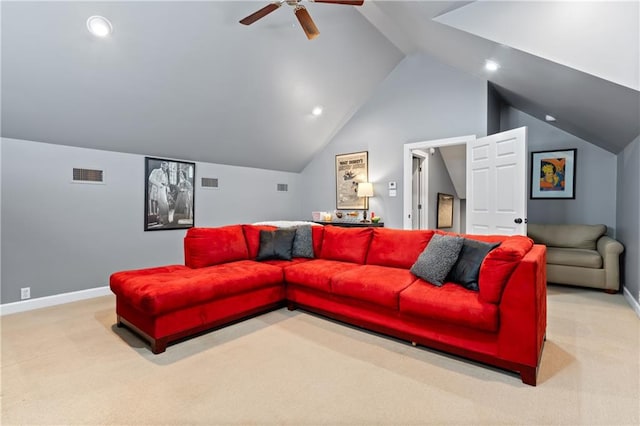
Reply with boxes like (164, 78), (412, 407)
(0, 138), (301, 304)
(429, 148), (461, 233)
(486, 83), (502, 136)
(501, 107), (618, 235)
(616, 135), (640, 305)
(299, 53), (487, 229)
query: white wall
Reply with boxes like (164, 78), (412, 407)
(617, 135), (640, 307)
(299, 54), (487, 229)
(0, 138), (301, 304)
(501, 107), (618, 234)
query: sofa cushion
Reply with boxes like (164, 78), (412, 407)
(244, 224), (322, 259)
(184, 225), (250, 268)
(331, 265), (419, 310)
(113, 260), (283, 316)
(547, 247), (602, 269)
(366, 228), (435, 269)
(527, 223), (606, 250)
(110, 265), (190, 294)
(320, 226), (373, 264)
(256, 228), (297, 261)
(284, 259), (361, 292)
(448, 239), (500, 291)
(478, 235), (534, 304)
(399, 281), (498, 332)
(311, 226), (324, 257)
(292, 225), (315, 258)
(410, 234), (464, 286)
(243, 225), (277, 259)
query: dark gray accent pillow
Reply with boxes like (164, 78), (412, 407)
(256, 228), (296, 261)
(448, 239), (501, 291)
(291, 225), (314, 258)
(410, 234), (464, 286)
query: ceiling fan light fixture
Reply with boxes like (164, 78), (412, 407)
(485, 60), (500, 72)
(87, 16), (112, 37)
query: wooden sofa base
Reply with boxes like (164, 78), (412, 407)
(117, 301), (285, 354)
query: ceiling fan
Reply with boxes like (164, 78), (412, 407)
(239, 0), (365, 40)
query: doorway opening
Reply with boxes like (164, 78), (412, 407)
(403, 135), (474, 230)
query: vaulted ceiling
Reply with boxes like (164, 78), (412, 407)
(2, 1), (638, 172)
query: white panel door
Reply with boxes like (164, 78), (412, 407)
(466, 127), (527, 235)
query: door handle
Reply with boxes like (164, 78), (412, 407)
(514, 218), (523, 224)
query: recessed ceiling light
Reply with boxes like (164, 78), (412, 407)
(312, 106), (323, 116)
(87, 16), (113, 37)
(485, 60), (500, 72)
(545, 114), (556, 122)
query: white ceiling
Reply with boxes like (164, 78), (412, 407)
(433, 0), (639, 91)
(358, 0), (640, 154)
(2, 1), (639, 172)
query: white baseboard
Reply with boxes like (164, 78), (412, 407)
(0, 286), (111, 316)
(623, 286), (640, 319)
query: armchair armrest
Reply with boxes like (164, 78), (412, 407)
(597, 236), (624, 291)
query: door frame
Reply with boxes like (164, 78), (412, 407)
(403, 135), (476, 230)
(411, 152), (427, 230)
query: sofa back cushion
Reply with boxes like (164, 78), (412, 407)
(476, 235), (534, 304)
(184, 225), (250, 268)
(311, 225), (324, 257)
(527, 223), (606, 250)
(243, 224), (324, 259)
(320, 226), (373, 264)
(367, 228), (435, 269)
(243, 225), (278, 259)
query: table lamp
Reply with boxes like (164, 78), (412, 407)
(357, 182), (374, 222)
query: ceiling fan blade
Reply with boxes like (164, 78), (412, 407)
(310, 0), (364, 5)
(239, 2), (282, 25)
(295, 6), (320, 40)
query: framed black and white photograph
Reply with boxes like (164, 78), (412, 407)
(530, 148), (577, 199)
(335, 151), (369, 210)
(437, 192), (454, 228)
(144, 157), (195, 231)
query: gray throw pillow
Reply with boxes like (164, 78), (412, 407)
(447, 239), (500, 291)
(291, 225), (314, 258)
(410, 234), (464, 286)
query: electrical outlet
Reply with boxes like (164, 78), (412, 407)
(21, 287), (31, 300)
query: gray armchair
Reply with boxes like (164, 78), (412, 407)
(527, 223), (624, 293)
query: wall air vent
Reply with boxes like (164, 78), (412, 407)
(201, 177), (219, 189)
(277, 183), (288, 192)
(72, 168), (104, 184)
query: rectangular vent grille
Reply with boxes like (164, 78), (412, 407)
(73, 168), (103, 182)
(277, 183), (288, 192)
(201, 177), (219, 188)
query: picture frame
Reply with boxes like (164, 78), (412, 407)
(530, 148), (577, 199)
(335, 151), (369, 210)
(144, 157), (195, 231)
(437, 192), (454, 228)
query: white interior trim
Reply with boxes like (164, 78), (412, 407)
(403, 135), (475, 230)
(623, 286), (640, 319)
(0, 286), (111, 316)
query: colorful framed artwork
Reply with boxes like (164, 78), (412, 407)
(144, 157), (195, 231)
(335, 151), (368, 210)
(530, 148), (577, 199)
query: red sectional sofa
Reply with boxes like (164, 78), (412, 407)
(110, 224), (547, 385)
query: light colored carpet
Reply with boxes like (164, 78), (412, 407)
(1, 285), (638, 425)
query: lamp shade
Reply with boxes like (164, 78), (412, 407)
(357, 182), (373, 198)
